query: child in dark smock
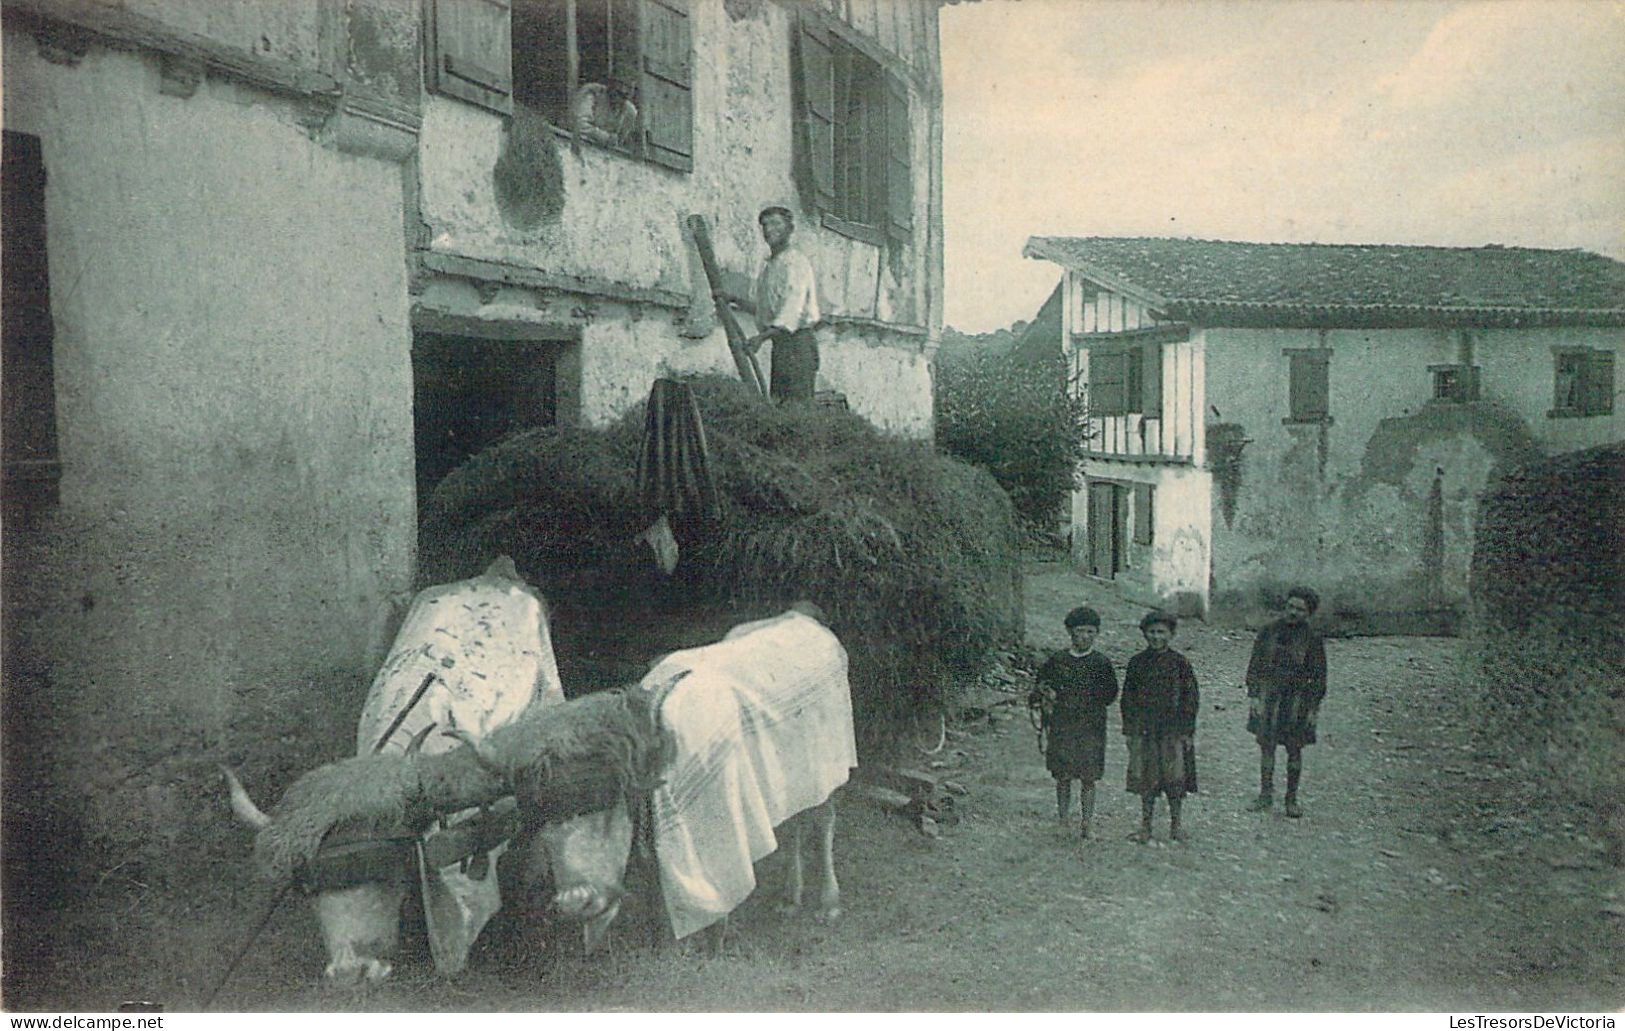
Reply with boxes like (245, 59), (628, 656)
(1031, 606), (1118, 840)
(1120, 610), (1200, 843)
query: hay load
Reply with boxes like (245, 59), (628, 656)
(419, 376), (1023, 746)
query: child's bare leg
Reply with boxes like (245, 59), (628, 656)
(1055, 779), (1072, 826)
(1130, 795), (1154, 842)
(1078, 782), (1096, 838)
(1284, 746), (1304, 818)
(1248, 743), (1276, 810)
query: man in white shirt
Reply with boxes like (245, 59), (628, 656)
(747, 206), (822, 402)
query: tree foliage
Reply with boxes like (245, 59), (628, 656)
(935, 337), (1090, 540)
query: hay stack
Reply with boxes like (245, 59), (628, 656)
(419, 376), (1023, 745)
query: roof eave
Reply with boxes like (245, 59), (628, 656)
(1022, 237), (1169, 312)
(1164, 301), (1625, 330)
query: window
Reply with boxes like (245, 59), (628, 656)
(1133, 483), (1154, 546)
(1551, 348), (1614, 418)
(2, 130), (60, 513)
(1285, 350), (1330, 423)
(1430, 364), (1480, 403)
(794, 13), (911, 245)
(427, 0), (693, 171)
(1086, 343), (1160, 417)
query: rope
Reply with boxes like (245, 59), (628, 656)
(200, 881), (293, 1010)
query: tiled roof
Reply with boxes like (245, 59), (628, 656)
(1023, 236), (1625, 328)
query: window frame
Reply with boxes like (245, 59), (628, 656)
(429, 0), (694, 172)
(1549, 346), (1615, 419)
(794, 10), (912, 247)
(1283, 348), (1332, 425)
(1428, 363), (1480, 404)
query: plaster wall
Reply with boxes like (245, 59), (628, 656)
(414, 0), (939, 433)
(1202, 325), (1619, 628)
(1073, 462), (1210, 617)
(578, 319), (933, 436)
(3, 35), (417, 738)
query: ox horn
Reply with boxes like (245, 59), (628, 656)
(219, 765), (272, 830)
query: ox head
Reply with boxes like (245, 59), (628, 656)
(225, 765), (404, 984)
(221, 736), (505, 986)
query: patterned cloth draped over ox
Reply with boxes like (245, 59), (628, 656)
(354, 558), (565, 974)
(635, 610), (857, 939)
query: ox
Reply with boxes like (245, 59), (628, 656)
(226, 564), (852, 983)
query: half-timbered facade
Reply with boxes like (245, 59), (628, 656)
(1025, 236), (1625, 630)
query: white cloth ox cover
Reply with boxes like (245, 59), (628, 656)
(355, 558), (565, 975)
(639, 610), (857, 939)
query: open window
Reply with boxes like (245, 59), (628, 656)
(793, 13), (912, 245)
(1550, 347), (1614, 418)
(1429, 364), (1480, 403)
(428, 0), (692, 170)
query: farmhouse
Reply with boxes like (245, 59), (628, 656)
(1023, 235), (1625, 631)
(1, 0), (946, 849)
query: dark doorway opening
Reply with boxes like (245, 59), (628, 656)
(412, 331), (560, 508)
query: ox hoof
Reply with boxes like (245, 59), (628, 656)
(555, 885), (611, 920)
(323, 958), (391, 988)
(774, 896), (802, 916)
(816, 904), (841, 925)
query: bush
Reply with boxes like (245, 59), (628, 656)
(935, 346), (1088, 539)
(418, 376), (1024, 752)
(1465, 443), (1625, 861)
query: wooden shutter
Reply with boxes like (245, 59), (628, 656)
(428, 0), (513, 115)
(2, 131), (60, 505)
(639, 0), (692, 171)
(1090, 350), (1127, 416)
(1587, 351), (1615, 415)
(1133, 483), (1154, 545)
(794, 14), (836, 214)
(1141, 342), (1163, 417)
(1289, 352), (1329, 420)
(1088, 482), (1116, 578)
(884, 74), (912, 238)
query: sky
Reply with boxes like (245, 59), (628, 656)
(939, 0), (1625, 332)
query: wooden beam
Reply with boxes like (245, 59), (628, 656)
(418, 250), (690, 310)
(11, 0), (338, 101)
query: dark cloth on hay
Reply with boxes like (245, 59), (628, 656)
(769, 327), (819, 402)
(1245, 619), (1327, 748)
(1121, 647), (1200, 797)
(1034, 649), (1118, 781)
(637, 378), (721, 524)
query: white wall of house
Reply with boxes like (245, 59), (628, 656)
(1202, 324), (1623, 627)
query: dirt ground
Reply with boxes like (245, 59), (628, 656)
(5, 558), (1621, 1012)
